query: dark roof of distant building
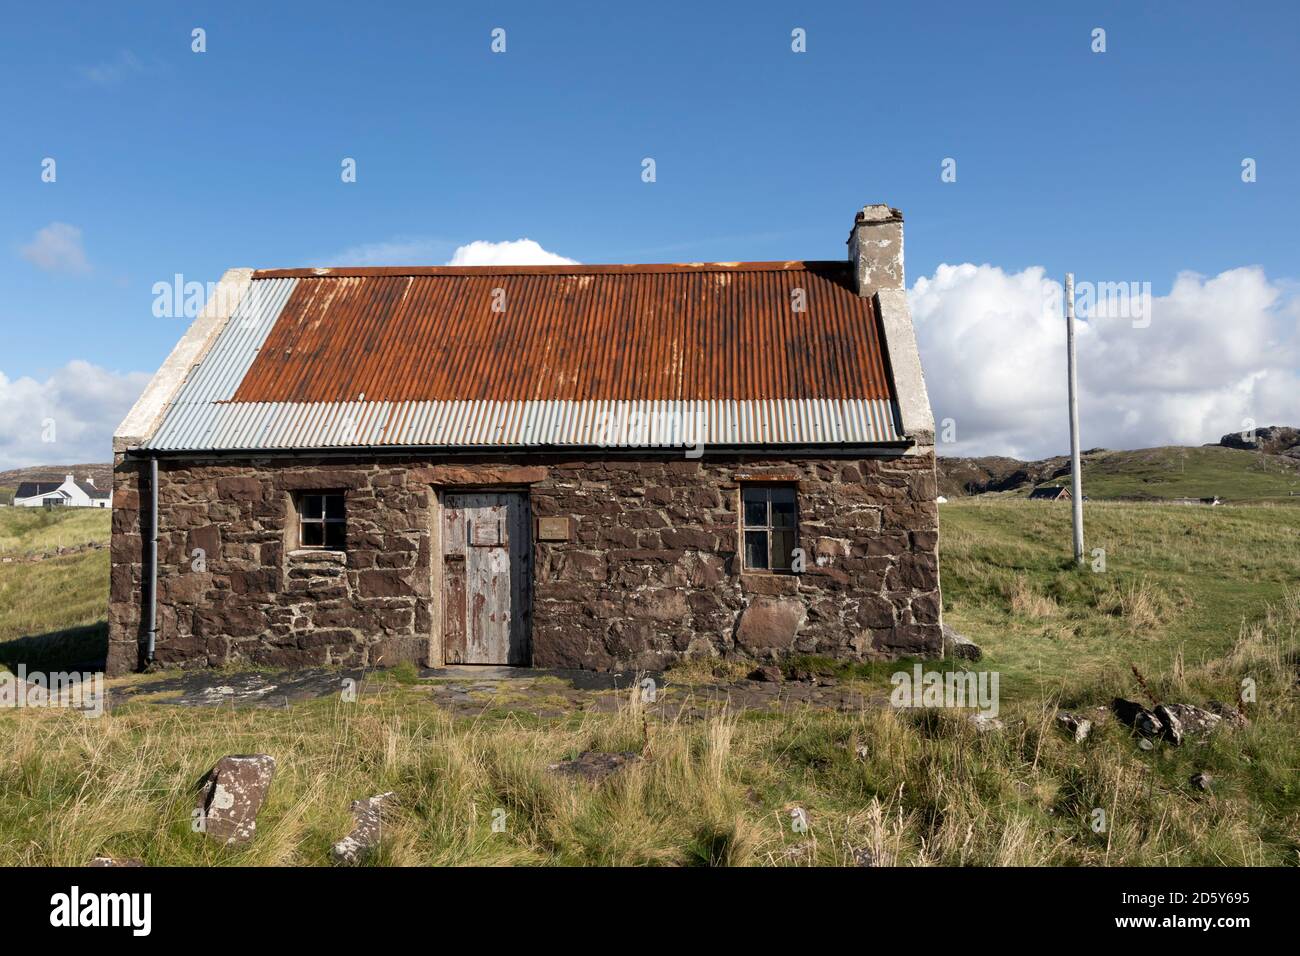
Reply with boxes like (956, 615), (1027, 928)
(75, 480), (110, 499)
(14, 481), (63, 499)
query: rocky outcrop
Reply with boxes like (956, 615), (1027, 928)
(1218, 425), (1300, 456)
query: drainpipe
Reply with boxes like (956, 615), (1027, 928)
(146, 456), (158, 664)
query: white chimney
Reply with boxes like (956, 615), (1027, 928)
(65, 473), (75, 484)
(846, 204), (904, 297)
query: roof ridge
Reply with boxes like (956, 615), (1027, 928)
(253, 260), (849, 279)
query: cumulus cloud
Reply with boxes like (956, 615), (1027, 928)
(910, 263), (1300, 460)
(446, 239), (578, 266)
(20, 223), (91, 274)
(0, 362), (150, 469)
(322, 236), (576, 267)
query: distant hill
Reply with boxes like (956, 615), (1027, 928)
(0, 463), (112, 505)
(939, 432), (1300, 503)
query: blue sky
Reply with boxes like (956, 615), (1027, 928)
(2, 1), (1297, 465)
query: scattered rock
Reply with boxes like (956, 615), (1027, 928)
(968, 713), (1004, 733)
(1111, 698), (1164, 738)
(87, 856), (143, 867)
(1153, 704), (1184, 746)
(547, 751), (642, 784)
(1056, 712), (1093, 743)
(941, 623), (982, 661)
(1206, 699), (1248, 727)
(1189, 771), (1213, 792)
(851, 846), (876, 867)
(195, 754), (276, 845)
(748, 665), (784, 683)
(330, 792), (396, 865)
(1159, 703), (1222, 742)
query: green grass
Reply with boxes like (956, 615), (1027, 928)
(1024, 445), (1300, 501)
(939, 499), (1300, 699)
(0, 506), (111, 556)
(0, 509), (111, 667)
(0, 497), (1295, 866)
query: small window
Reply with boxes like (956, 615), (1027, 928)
(741, 485), (798, 571)
(297, 492), (346, 550)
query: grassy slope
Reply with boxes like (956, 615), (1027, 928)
(940, 499), (1300, 697)
(0, 509), (110, 668)
(1027, 446), (1300, 501)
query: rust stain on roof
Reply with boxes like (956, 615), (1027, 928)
(232, 261), (894, 404)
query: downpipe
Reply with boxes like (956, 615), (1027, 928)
(146, 455), (158, 665)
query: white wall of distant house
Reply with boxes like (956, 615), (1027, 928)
(11, 476), (110, 508)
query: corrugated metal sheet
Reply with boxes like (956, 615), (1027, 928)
(145, 398), (902, 450)
(235, 263), (894, 403)
(144, 263), (907, 451)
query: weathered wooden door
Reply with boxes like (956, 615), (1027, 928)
(441, 492), (530, 665)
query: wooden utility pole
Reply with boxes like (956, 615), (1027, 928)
(1065, 273), (1085, 564)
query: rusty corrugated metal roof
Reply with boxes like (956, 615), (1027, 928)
(237, 262), (893, 403)
(143, 261), (908, 451)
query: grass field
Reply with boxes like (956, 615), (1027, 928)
(0, 500), (1295, 866)
(1023, 445), (1300, 502)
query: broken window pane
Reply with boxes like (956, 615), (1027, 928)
(744, 530), (769, 570)
(771, 530), (795, 570)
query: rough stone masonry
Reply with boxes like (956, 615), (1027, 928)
(107, 452), (940, 674)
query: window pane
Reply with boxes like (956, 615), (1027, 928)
(301, 495), (323, 519)
(325, 494), (345, 520)
(301, 522), (324, 547)
(771, 495), (796, 528)
(744, 530), (769, 570)
(323, 521), (346, 550)
(771, 530), (796, 570)
(742, 488), (768, 527)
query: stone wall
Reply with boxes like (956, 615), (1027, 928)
(106, 451), (941, 675)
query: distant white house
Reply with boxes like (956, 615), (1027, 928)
(12, 474), (111, 508)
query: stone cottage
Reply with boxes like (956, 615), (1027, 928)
(107, 204), (941, 675)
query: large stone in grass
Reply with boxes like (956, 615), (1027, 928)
(1111, 698), (1164, 738)
(195, 754), (275, 845)
(1206, 699), (1248, 727)
(87, 856), (143, 867)
(1056, 711), (1093, 743)
(735, 598), (806, 653)
(547, 751), (642, 784)
(330, 792), (396, 865)
(941, 623), (982, 661)
(1153, 704), (1184, 745)
(1158, 704), (1223, 743)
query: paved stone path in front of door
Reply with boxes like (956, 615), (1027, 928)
(109, 665), (888, 719)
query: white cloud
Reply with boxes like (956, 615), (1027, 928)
(80, 50), (145, 87)
(321, 236), (576, 267)
(910, 263), (1300, 459)
(20, 223), (91, 275)
(446, 239), (578, 266)
(0, 362), (150, 469)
